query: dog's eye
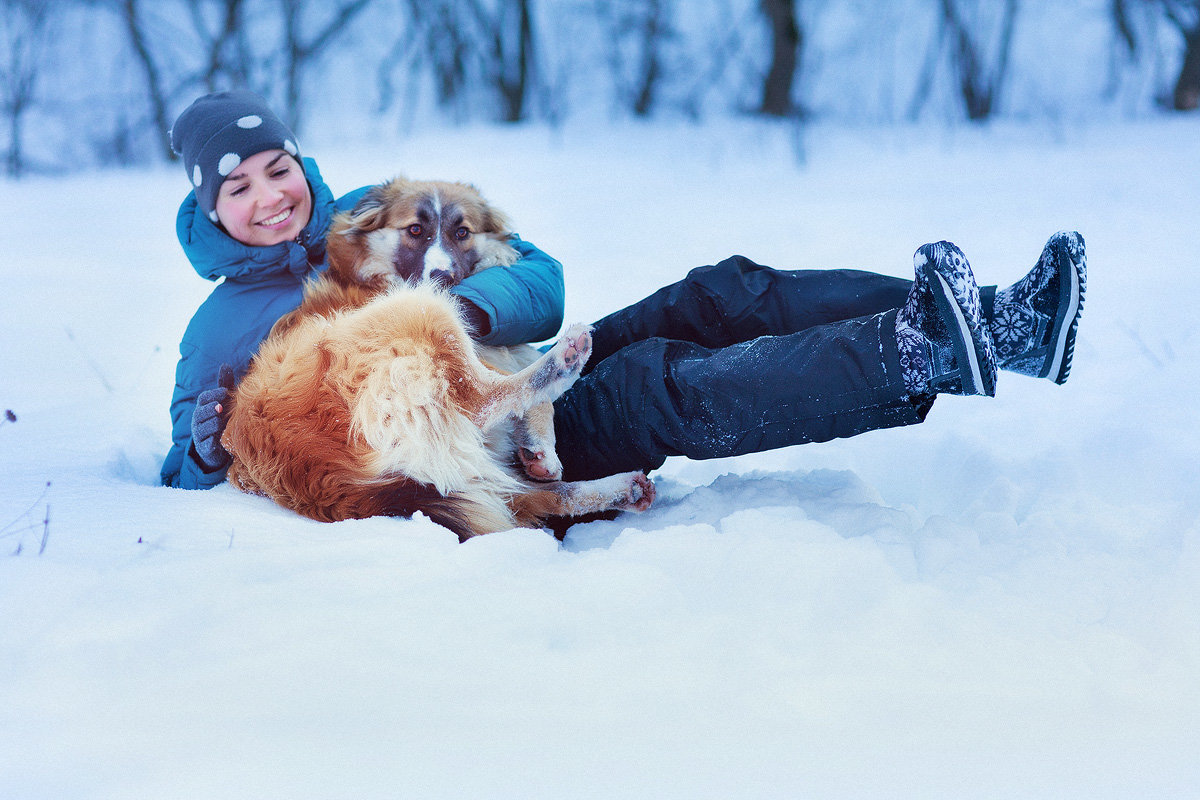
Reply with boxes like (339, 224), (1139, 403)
(455, 226), (470, 241)
(407, 224), (423, 238)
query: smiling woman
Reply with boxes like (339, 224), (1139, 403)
(215, 150), (313, 247)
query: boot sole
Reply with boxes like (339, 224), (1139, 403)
(930, 270), (991, 396)
(1045, 237), (1085, 384)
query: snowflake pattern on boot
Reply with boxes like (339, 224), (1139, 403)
(991, 231), (1086, 384)
(895, 241), (997, 397)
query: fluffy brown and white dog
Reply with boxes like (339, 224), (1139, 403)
(220, 177), (654, 540)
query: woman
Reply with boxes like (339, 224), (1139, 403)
(161, 90), (1086, 494)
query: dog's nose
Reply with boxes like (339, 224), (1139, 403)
(428, 269), (455, 287)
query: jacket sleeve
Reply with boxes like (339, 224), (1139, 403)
(160, 346), (232, 490)
(450, 235), (565, 346)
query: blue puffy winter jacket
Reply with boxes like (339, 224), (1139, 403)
(160, 157), (565, 489)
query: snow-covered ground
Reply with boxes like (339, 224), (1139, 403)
(2, 116), (1198, 799)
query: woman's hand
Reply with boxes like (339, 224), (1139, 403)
(190, 364), (236, 471)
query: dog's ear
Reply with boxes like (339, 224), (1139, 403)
(452, 181), (511, 236)
(336, 183), (392, 236)
(480, 204), (512, 236)
(327, 182), (396, 288)
(467, 185), (511, 235)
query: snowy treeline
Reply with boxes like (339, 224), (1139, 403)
(1, 0), (1197, 176)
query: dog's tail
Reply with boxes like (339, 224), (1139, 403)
(362, 477), (517, 542)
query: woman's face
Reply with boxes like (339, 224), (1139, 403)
(214, 150), (312, 247)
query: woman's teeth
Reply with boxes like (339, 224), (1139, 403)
(260, 209), (291, 226)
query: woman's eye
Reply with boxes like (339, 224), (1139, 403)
(407, 224), (423, 237)
(455, 227), (470, 240)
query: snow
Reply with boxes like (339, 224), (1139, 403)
(2, 116), (1199, 799)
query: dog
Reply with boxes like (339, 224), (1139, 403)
(315, 177), (564, 483)
(220, 177), (654, 540)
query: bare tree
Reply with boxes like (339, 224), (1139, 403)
(277, 0), (375, 130)
(942, 0), (1018, 120)
(910, 0), (1019, 121)
(184, 0), (253, 92)
(592, 0), (677, 117)
(383, 0), (538, 123)
(122, 0), (177, 160)
(1112, 0), (1140, 54)
(117, 0), (260, 162)
(380, 0), (472, 118)
(759, 0), (802, 117)
(629, 0), (667, 116)
(475, 0), (539, 122)
(0, 0), (50, 177)
(1104, 0), (1140, 98)
(1161, 0), (1200, 109)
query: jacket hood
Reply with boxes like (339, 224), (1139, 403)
(176, 156), (335, 283)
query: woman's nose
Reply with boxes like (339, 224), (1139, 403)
(255, 181), (284, 205)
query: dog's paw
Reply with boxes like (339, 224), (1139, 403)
(477, 238), (520, 269)
(556, 323), (592, 374)
(519, 446), (563, 482)
(533, 323), (593, 400)
(614, 472), (655, 512)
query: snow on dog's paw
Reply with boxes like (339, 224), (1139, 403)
(519, 446), (563, 482)
(556, 323), (592, 374)
(615, 472), (655, 512)
(533, 323), (593, 400)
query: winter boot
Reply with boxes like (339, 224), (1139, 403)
(989, 231), (1086, 384)
(895, 241), (997, 397)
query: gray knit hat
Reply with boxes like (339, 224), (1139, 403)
(170, 90), (302, 223)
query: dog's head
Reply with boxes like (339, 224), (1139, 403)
(326, 177), (516, 291)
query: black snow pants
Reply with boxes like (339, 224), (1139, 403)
(552, 255), (951, 481)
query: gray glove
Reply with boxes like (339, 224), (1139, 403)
(191, 364), (235, 471)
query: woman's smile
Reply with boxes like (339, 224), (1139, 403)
(258, 208), (294, 228)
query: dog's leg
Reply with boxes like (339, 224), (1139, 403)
(473, 324), (592, 430)
(475, 343), (565, 481)
(554, 472), (655, 514)
(511, 403), (562, 481)
(510, 472), (656, 525)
